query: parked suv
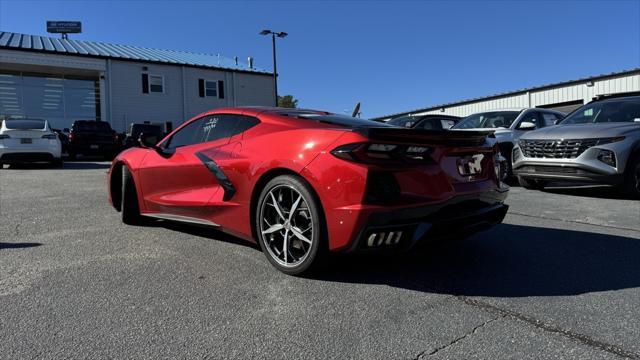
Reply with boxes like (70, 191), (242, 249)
(452, 108), (565, 180)
(387, 114), (461, 130)
(67, 120), (120, 160)
(512, 94), (640, 198)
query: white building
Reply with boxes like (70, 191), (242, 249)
(0, 31), (275, 132)
(372, 68), (640, 121)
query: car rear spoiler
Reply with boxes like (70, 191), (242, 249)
(355, 127), (495, 147)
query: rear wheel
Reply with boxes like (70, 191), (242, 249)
(256, 175), (324, 275)
(52, 158), (63, 168)
(517, 176), (546, 190)
(121, 166), (143, 225)
(622, 154), (640, 199)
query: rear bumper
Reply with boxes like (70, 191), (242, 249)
(69, 143), (118, 154)
(0, 152), (56, 163)
(341, 191), (509, 253)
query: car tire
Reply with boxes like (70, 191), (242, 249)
(500, 151), (513, 182)
(68, 152), (77, 160)
(256, 175), (326, 275)
(0, 162), (4, 170)
(622, 154), (640, 199)
(517, 176), (546, 190)
(52, 158), (63, 168)
(121, 166), (143, 225)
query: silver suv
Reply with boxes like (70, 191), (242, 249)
(512, 95), (640, 198)
(453, 108), (565, 179)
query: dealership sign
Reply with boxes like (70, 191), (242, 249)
(46, 21), (82, 34)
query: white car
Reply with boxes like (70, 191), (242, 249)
(452, 108), (565, 180)
(0, 118), (62, 168)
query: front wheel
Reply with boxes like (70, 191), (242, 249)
(517, 176), (546, 190)
(622, 155), (640, 199)
(121, 166), (144, 225)
(256, 175), (325, 275)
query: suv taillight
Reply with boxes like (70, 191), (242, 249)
(68, 132), (75, 142)
(330, 142), (433, 164)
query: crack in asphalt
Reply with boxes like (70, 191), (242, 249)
(458, 296), (640, 359)
(414, 316), (503, 359)
(13, 218), (22, 237)
(402, 272), (640, 360)
(509, 211), (640, 233)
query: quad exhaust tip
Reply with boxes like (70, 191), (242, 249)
(366, 231), (403, 247)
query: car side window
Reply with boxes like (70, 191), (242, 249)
(541, 112), (560, 127)
(163, 114), (260, 149)
(164, 118), (205, 149)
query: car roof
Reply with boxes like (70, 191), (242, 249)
(593, 94), (640, 103)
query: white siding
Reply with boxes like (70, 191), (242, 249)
(108, 60), (275, 131)
(233, 72), (275, 107)
(109, 60), (184, 131)
(387, 71), (640, 120)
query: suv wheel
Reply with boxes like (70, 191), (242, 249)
(622, 154), (640, 199)
(255, 175), (325, 275)
(518, 176), (546, 190)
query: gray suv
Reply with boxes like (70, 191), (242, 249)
(512, 95), (640, 198)
(453, 108), (565, 180)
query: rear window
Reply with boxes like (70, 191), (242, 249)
(130, 124), (163, 137)
(4, 119), (46, 130)
(387, 116), (417, 128)
(453, 111), (522, 129)
(74, 121), (112, 132)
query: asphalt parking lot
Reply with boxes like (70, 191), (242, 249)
(1, 162), (639, 359)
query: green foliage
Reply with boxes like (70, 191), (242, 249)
(277, 95), (298, 108)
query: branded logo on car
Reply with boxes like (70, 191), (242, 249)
(457, 154), (484, 176)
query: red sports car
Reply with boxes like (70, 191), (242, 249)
(108, 107), (509, 274)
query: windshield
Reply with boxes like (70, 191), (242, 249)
(4, 119), (46, 130)
(387, 115), (418, 128)
(560, 98), (640, 124)
(453, 111), (521, 129)
(130, 124), (163, 137)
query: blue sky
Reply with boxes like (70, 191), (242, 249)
(1, 0), (638, 118)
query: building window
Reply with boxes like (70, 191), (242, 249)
(148, 74), (164, 93)
(198, 79), (224, 99)
(205, 80), (218, 97)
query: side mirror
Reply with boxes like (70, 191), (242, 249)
(554, 119), (562, 125)
(138, 132), (159, 149)
(518, 121), (536, 130)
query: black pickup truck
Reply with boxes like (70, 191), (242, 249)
(67, 120), (121, 160)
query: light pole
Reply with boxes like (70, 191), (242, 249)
(260, 29), (287, 107)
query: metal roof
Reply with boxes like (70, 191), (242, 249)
(0, 31), (270, 75)
(371, 68), (640, 120)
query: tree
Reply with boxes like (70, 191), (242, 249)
(277, 95), (299, 108)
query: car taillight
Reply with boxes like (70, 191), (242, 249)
(68, 133), (75, 141)
(330, 142), (433, 164)
(113, 133), (119, 142)
(42, 134), (57, 139)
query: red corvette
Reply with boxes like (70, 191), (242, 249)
(108, 107), (508, 274)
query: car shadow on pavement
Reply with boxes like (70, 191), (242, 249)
(0, 242), (42, 250)
(312, 223), (640, 297)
